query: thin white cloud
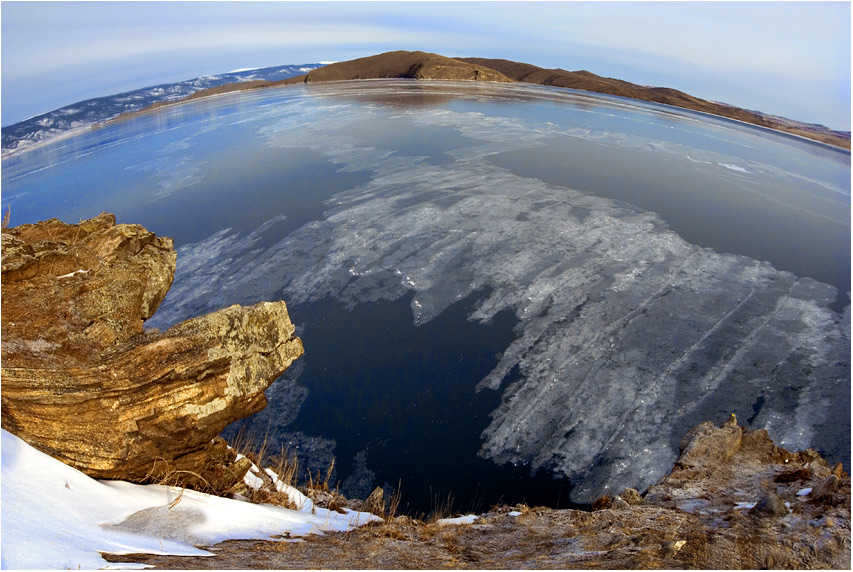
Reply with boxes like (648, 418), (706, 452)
(1, 1), (849, 129)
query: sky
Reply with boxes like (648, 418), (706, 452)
(1, 1), (851, 130)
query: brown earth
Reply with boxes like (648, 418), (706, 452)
(303, 50), (512, 83)
(105, 419), (850, 569)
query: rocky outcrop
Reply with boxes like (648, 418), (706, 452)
(1, 214), (303, 485)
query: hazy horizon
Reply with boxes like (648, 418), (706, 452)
(1, 1), (850, 131)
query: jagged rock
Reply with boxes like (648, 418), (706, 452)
(673, 420), (744, 472)
(611, 496), (631, 510)
(617, 488), (644, 506)
(811, 475), (841, 502)
(363, 486), (385, 517)
(749, 492), (789, 518)
(1, 212), (175, 354)
(661, 539), (687, 558)
(1, 214), (304, 484)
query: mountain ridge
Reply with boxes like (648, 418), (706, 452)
(0, 63), (324, 156)
(2, 51), (849, 153)
(85, 51), (853, 150)
(457, 56), (850, 149)
(303, 50), (513, 83)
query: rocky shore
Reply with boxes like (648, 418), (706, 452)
(109, 416), (851, 569)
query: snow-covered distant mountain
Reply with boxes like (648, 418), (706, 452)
(1, 63), (324, 157)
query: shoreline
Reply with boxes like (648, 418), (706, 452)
(3, 51), (850, 157)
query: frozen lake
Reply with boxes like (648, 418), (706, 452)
(3, 80), (849, 510)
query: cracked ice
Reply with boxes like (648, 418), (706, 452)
(147, 85), (849, 502)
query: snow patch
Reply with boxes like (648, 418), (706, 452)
(436, 514), (479, 526)
(57, 269), (89, 279)
(1, 429), (377, 570)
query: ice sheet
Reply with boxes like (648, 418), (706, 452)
(144, 92), (849, 502)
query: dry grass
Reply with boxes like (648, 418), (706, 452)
(387, 480), (402, 521)
(306, 458), (335, 492)
(228, 428), (363, 515)
(428, 491), (457, 523)
(591, 494), (612, 510)
(229, 430), (304, 510)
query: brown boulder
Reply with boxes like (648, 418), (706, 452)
(810, 475), (842, 502)
(674, 419), (744, 472)
(1, 214), (303, 483)
(749, 492), (789, 518)
(1, 212), (175, 355)
(362, 486), (385, 518)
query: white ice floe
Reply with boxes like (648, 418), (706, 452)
(1, 429), (378, 570)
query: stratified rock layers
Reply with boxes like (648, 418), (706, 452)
(1, 214), (303, 480)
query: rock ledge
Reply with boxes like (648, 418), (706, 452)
(1, 214), (303, 486)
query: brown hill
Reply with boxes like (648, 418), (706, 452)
(458, 57), (850, 149)
(304, 50), (512, 83)
(109, 51), (849, 149)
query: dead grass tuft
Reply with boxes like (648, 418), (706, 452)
(387, 480), (403, 522)
(306, 457), (335, 492)
(591, 495), (613, 511)
(428, 491), (456, 523)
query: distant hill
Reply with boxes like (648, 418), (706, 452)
(1, 64), (324, 156)
(4, 51), (849, 153)
(457, 57), (850, 149)
(303, 50), (512, 83)
(148, 51), (853, 149)
(101, 49), (510, 116)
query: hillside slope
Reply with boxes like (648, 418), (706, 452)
(304, 50), (512, 83)
(458, 57), (850, 148)
(36, 51), (851, 151)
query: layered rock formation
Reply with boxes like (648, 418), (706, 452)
(1, 214), (303, 485)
